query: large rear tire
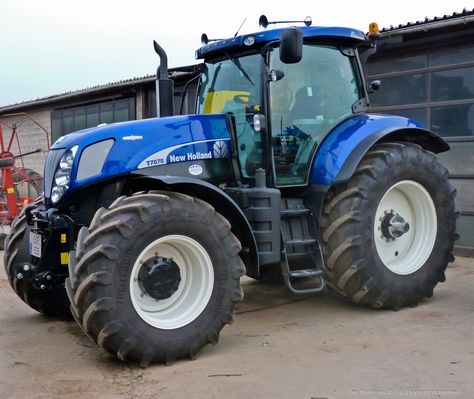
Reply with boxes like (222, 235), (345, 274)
(320, 142), (457, 309)
(66, 191), (245, 365)
(3, 207), (71, 318)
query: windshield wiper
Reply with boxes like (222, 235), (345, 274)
(225, 53), (255, 86)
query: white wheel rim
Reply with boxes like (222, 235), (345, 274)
(130, 235), (214, 329)
(373, 180), (437, 275)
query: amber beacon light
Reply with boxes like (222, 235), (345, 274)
(368, 22), (380, 40)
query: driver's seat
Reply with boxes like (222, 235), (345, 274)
(289, 85), (322, 121)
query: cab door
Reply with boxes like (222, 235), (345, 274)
(268, 45), (361, 186)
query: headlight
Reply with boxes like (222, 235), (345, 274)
(54, 169), (70, 186)
(51, 186), (65, 203)
(51, 145), (78, 204)
(59, 151), (75, 169)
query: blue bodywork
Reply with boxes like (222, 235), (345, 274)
(196, 26), (366, 59)
(311, 114), (421, 185)
(51, 111), (448, 197)
(51, 114), (232, 194)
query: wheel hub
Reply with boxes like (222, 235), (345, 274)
(138, 257), (181, 300)
(380, 211), (410, 240)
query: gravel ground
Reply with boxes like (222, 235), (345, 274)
(0, 255), (473, 399)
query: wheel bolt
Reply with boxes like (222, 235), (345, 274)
(46, 275), (52, 281)
(23, 264), (30, 271)
(16, 273), (24, 280)
(40, 285), (46, 290)
(140, 293), (144, 297)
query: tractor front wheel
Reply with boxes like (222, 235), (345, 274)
(3, 206), (71, 318)
(321, 142), (457, 309)
(66, 191), (245, 365)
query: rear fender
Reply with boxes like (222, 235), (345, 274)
(127, 175), (259, 278)
(310, 114), (449, 185)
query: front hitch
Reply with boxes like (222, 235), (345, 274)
(24, 205), (78, 286)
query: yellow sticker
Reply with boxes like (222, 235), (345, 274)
(203, 90), (250, 114)
(60, 234), (67, 244)
(60, 252), (69, 265)
(7, 188), (14, 194)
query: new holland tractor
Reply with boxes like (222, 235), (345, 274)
(4, 16), (457, 365)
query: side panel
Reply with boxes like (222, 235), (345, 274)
(309, 114), (449, 185)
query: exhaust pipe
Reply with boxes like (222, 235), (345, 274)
(153, 40), (174, 117)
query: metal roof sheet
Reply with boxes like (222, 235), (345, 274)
(381, 8), (474, 33)
(0, 66), (199, 113)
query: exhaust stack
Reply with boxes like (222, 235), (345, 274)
(153, 40), (174, 117)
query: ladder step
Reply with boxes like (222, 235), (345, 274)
(286, 252), (315, 259)
(285, 238), (317, 246)
(289, 269), (323, 278)
(280, 208), (311, 218)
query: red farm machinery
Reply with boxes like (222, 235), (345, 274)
(0, 113), (49, 248)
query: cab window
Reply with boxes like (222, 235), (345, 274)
(269, 45), (360, 186)
(197, 54), (263, 178)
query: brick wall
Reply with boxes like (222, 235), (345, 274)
(0, 109), (52, 175)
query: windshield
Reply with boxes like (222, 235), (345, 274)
(197, 53), (262, 114)
(197, 53), (263, 178)
(269, 44), (360, 186)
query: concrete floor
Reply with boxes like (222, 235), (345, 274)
(0, 255), (473, 399)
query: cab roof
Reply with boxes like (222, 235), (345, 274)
(195, 26), (367, 59)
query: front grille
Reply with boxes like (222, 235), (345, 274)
(43, 148), (66, 199)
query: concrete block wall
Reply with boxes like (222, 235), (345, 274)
(0, 109), (51, 175)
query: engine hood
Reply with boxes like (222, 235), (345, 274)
(47, 114), (233, 193)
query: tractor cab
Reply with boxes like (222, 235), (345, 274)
(195, 18), (368, 187)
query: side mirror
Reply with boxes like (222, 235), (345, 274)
(279, 28), (303, 64)
(368, 80), (381, 93)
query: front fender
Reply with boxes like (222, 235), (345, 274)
(310, 114), (449, 185)
(127, 174), (260, 278)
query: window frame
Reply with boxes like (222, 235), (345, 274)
(51, 97), (136, 141)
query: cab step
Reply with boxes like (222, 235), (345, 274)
(284, 238), (317, 246)
(288, 269), (323, 278)
(280, 198), (325, 295)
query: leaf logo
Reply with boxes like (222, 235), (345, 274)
(213, 140), (229, 158)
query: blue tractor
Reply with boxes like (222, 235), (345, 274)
(4, 16), (457, 365)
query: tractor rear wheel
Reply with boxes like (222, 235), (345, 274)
(3, 205), (71, 318)
(320, 142), (457, 309)
(66, 191), (245, 365)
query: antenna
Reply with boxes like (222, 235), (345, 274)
(234, 17), (247, 37)
(259, 15), (312, 29)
